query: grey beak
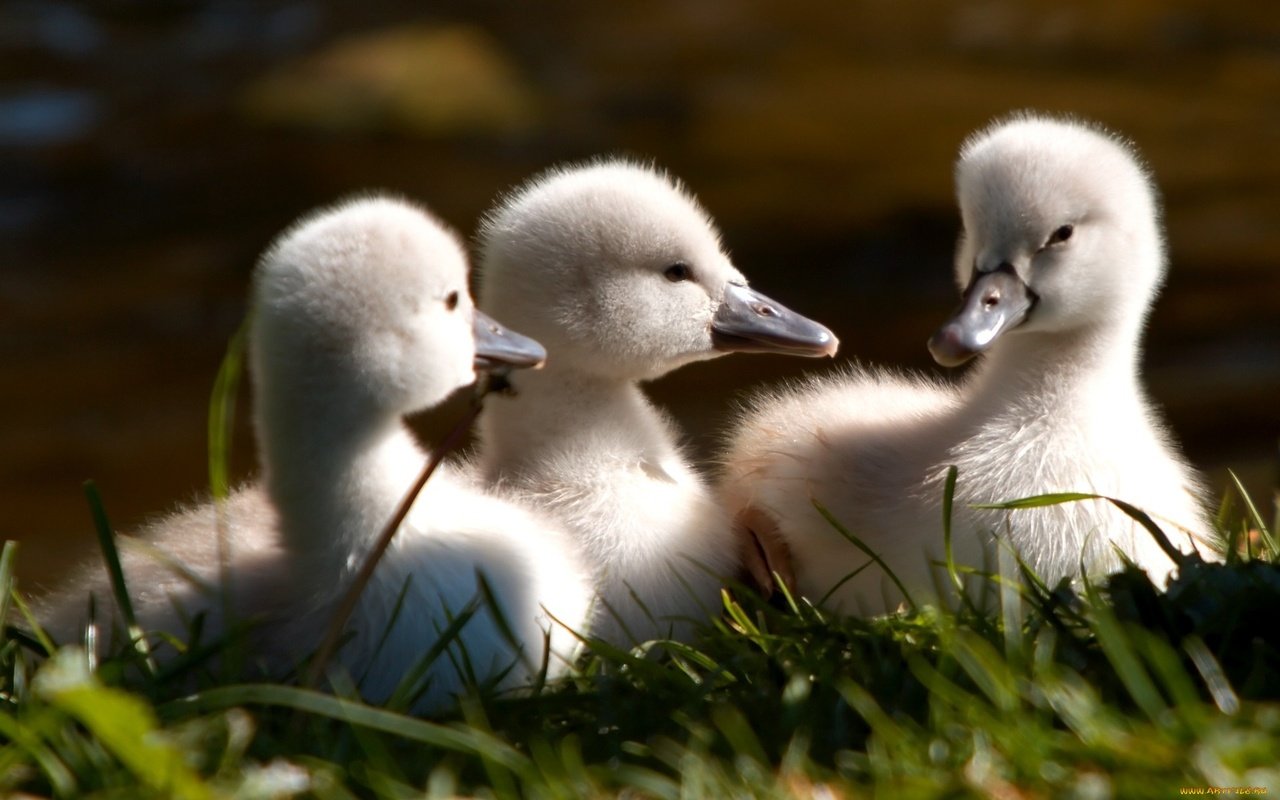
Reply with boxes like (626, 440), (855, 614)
(473, 310), (546, 372)
(711, 283), (839, 358)
(927, 264), (1037, 367)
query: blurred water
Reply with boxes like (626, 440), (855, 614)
(3, 1), (1277, 588)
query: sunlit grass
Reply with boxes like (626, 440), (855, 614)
(3, 472), (1279, 797)
(3, 328), (1278, 796)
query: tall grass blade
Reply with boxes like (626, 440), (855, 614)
(836, 679), (909, 745)
(996, 540), (1023, 661)
(941, 465), (962, 595)
(812, 499), (916, 611)
(941, 465), (985, 618)
(1228, 469), (1280, 557)
(167, 683), (531, 772)
(950, 629), (1019, 713)
(710, 704), (768, 769)
(207, 315), (250, 502)
(905, 652), (1000, 729)
(8, 591), (56, 657)
(0, 541), (17, 640)
(83, 480), (155, 673)
(974, 492), (1098, 509)
(976, 491), (1190, 567)
(475, 570), (535, 678)
(207, 315), (250, 677)
(1183, 634), (1240, 715)
(815, 559), (875, 609)
(396, 602), (482, 713)
(1131, 627), (1199, 711)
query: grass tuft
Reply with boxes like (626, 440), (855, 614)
(5, 462), (1279, 795)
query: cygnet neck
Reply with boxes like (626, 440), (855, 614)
(258, 388), (425, 576)
(478, 359), (667, 483)
(966, 314), (1147, 425)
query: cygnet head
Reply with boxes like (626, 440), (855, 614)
(478, 160), (837, 383)
(252, 195), (543, 426)
(929, 113), (1165, 366)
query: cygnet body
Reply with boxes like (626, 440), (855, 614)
(35, 196), (593, 712)
(475, 161), (837, 645)
(720, 115), (1216, 614)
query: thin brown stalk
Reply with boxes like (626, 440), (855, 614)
(303, 378), (497, 692)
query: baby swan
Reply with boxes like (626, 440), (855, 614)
(721, 114), (1216, 614)
(475, 160), (837, 646)
(36, 196), (594, 712)
(252, 196), (592, 707)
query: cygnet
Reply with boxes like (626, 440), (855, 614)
(34, 195), (594, 712)
(720, 114), (1217, 614)
(475, 160), (837, 645)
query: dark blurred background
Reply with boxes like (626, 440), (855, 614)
(4, 1), (1278, 589)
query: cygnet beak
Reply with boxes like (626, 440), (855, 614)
(927, 264), (1037, 367)
(473, 310), (547, 372)
(711, 283), (839, 358)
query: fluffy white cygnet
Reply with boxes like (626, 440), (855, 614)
(720, 114), (1218, 615)
(474, 160), (837, 645)
(34, 195), (594, 712)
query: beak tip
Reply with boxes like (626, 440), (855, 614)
(926, 329), (976, 367)
(821, 332), (840, 358)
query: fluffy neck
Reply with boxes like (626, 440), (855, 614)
(257, 389), (425, 575)
(477, 361), (672, 483)
(962, 315), (1148, 440)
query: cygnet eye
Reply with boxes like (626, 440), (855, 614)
(663, 263), (693, 283)
(1046, 224), (1074, 247)
(445, 290), (460, 311)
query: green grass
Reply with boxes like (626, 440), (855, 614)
(3, 483), (1280, 797)
(3, 331), (1278, 797)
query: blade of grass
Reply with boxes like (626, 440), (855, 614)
(207, 315), (250, 502)
(941, 466), (964, 596)
(949, 629), (1019, 713)
(474, 570), (536, 679)
(1182, 634), (1240, 715)
(905, 651), (1002, 728)
(165, 683), (531, 772)
(0, 541), (17, 640)
(812, 499), (916, 611)
(207, 315), (250, 683)
(395, 601), (482, 713)
(82, 481), (155, 673)
(976, 491), (1191, 568)
(996, 538), (1023, 661)
(8, 591), (57, 657)
(710, 703), (769, 769)
(1228, 469), (1280, 557)
(815, 558), (876, 609)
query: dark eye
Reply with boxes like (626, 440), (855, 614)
(444, 290), (460, 311)
(663, 263), (693, 282)
(1047, 224), (1074, 246)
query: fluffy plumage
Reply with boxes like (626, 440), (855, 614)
(720, 114), (1217, 615)
(33, 195), (593, 712)
(475, 160), (835, 645)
